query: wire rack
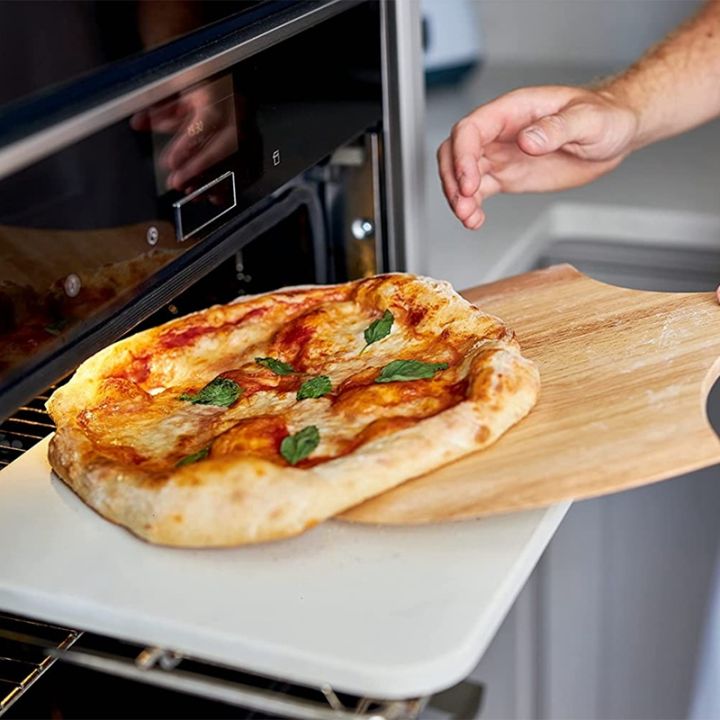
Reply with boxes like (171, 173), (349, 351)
(0, 614), (81, 715)
(0, 620), (427, 719)
(0, 395), (429, 720)
(0, 390), (55, 469)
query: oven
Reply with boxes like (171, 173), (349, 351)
(0, 1), (426, 717)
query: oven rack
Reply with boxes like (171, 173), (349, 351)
(0, 390), (55, 470)
(0, 395), (429, 720)
(0, 621), (427, 720)
(0, 614), (81, 715)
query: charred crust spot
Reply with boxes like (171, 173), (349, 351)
(467, 366), (495, 401)
(475, 426), (491, 444)
(488, 325), (513, 341)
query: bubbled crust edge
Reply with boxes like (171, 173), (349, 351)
(46, 274), (539, 547)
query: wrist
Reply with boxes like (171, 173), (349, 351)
(593, 77), (653, 152)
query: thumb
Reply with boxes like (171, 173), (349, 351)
(518, 104), (596, 155)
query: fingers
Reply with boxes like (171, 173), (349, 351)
(167, 127), (237, 190)
(437, 139), (460, 209)
(518, 102), (603, 156)
(449, 87), (573, 177)
(716, 286), (720, 305)
(131, 100), (188, 134)
(437, 87), (611, 226)
(437, 139), (485, 229)
(437, 89), (559, 226)
(438, 140), (502, 229)
(450, 119), (483, 197)
(129, 109), (151, 132)
(459, 203), (486, 230)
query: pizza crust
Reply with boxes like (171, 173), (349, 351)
(47, 274), (540, 547)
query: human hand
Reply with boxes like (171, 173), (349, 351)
(437, 85), (639, 229)
(131, 79), (238, 194)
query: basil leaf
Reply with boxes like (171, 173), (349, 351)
(297, 375), (332, 400)
(179, 377), (242, 407)
(255, 356), (296, 376)
(362, 309), (394, 352)
(280, 425), (320, 465)
(176, 446), (210, 467)
(375, 359), (449, 383)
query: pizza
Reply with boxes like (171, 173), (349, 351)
(46, 273), (540, 547)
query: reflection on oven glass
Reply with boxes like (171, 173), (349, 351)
(0, 222), (179, 379)
(132, 75), (240, 197)
(0, 2), (268, 108)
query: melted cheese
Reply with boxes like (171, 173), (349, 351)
(75, 275), (501, 468)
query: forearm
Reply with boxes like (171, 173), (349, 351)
(599, 0), (720, 149)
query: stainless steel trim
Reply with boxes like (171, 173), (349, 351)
(0, 0), (358, 182)
(370, 131), (385, 273)
(173, 170), (237, 241)
(380, 0), (426, 274)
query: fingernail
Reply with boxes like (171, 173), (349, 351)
(523, 126), (547, 146)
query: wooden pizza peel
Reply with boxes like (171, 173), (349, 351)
(342, 263), (720, 524)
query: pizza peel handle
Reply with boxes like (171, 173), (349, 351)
(342, 264), (720, 524)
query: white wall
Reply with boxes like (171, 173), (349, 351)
(476, 0), (701, 68)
